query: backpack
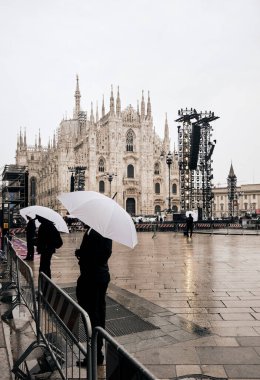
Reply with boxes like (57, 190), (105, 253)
(53, 227), (63, 249)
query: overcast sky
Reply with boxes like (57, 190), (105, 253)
(0, 0), (259, 186)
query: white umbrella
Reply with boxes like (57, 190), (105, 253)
(20, 206), (69, 233)
(57, 191), (138, 248)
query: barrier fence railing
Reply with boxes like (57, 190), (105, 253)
(1, 239), (159, 380)
(92, 327), (157, 380)
(0, 237), (19, 303)
(1, 240), (38, 323)
(12, 272), (93, 380)
(134, 221), (260, 234)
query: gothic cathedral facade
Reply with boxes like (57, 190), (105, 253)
(15, 76), (179, 216)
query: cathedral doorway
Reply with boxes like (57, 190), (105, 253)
(126, 198), (136, 215)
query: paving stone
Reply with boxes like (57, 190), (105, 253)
(0, 348), (11, 380)
(236, 336), (260, 346)
(176, 364), (201, 377)
(213, 337), (239, 347)
(196, 347), (260, 365)
(134, 345), (200, 365)
(201, 364), (227, 378)
(146, 364), (176, 379)
(224, 364), (260, 378)
(220, 313), (256, 321)
(211, 327), (260, 337)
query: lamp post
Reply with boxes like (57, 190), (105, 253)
(166, 152), (173, 213)
(103, 172), (117, 198)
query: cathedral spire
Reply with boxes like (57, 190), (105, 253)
(96, 102), (99, 122)
(110, 85), (115, 115)
(116, 86), (121, 116)
(141, 90), (145, 120)
(228, 162), (236, 178)
(147, 91), (152, 119)
(38, 129), (41, 147)
(90, 102), (94, 123)
(137, 100), (140, 115)
(20, 128), (23, 147)
(53, 132), (56, 148)
(74, 74), (81, 119)
(164, 113), (169, 141)
(102, 95), (105, 118)
(24, 127), (27, 147)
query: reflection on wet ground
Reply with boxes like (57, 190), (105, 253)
(12, 231), (260, 379)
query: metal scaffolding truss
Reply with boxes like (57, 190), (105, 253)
(1, 164), (29, 227)
(176, 109), (219, 220)
(227, 167), (237, 218)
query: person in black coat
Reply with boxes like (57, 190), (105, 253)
(186, 213), (194, 238)
(36, 215), (63, 278)
(25, 215), (36, 261)
(75, 226), (112, 367)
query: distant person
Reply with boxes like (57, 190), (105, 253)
(24, 215), (36, 261)
(186, 213), (194, 238)
(75, 226), (112, 367)
(36, 215), (63, 278)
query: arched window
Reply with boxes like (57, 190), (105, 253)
(172, 183), (177, 194)
(155, 205), (161, 214)
(126, 198), (136, 215)
(155, 183), (160, 194)
(154, 162), (160, 175)
(172, 205), (178, 212)
(126, 130), (134, 152)
(127, 164), (134, 178)
(99, 180), (105, 193)
(98, 158), (105, 172)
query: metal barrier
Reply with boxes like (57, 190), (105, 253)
(12, 272), (93, 380)
(92, 327), (157, 380)
(1, 240), (38, 322)
(2, 238), (157, 380)
(0, 238), (19, 302)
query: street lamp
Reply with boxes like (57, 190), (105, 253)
(102, 172), (117, 197)
(166, 152), (173, 213)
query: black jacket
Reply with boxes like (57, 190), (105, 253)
(26, 219), (36, 239)
(76, 228), (112, 280)
(37, 221), (61, 255)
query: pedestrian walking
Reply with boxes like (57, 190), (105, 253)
(75, 226), (112, 367)
(186, 213), (194, 238)
(36, 215), (63, 278)
(24, 215), (36, 261)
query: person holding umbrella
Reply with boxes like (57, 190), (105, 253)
(36, 215), (63, 278)
(75, 226), (112, 367)
(24, 215), (36, 261)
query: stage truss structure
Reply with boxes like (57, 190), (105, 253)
(175, 108), (219, 220)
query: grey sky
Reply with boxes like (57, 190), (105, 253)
(0, 0), (259, 186)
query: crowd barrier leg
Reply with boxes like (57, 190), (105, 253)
(92, 327), (156, 380)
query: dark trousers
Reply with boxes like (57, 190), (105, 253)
(186, 226), (193, 237)
(76, 274), (109, 357)
(26, 239), (35, 259)
(39, 252), (53, 278)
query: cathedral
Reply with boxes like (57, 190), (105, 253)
(15, 76), (179, 216)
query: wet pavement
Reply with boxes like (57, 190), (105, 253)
(3, 231), (260, 379)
